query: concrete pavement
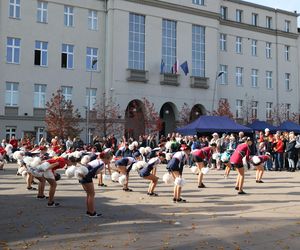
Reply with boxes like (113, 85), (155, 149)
(1, 164), (300, 250)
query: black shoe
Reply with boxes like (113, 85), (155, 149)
(27, 187), (37, 191)
(176, 198), (187, 203)
(36, 195), (48, 200)
(238, 191), (247, 195)
(291, 169), (296, 172)
(258, 180), (264, 183)
(198, 183), (206, 188)
(98, 183), (107, 187)
(173, 197), (177, 203)
(123, 188), (133, 192)
(148, 192), (158, 196)
(88, 212), (102, 217)
(47, 202), (60, 208)
(234, 186), (239, 190)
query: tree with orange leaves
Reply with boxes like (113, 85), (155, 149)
(141, 97), (163, 135)
(45, 90), (81, 139)
(212, 98), (234, 119)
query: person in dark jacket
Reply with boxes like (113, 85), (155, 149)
(286, 132), (297, 172)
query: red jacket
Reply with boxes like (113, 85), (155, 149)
(192, 147), (212, 160)
(9, 139), (18, 148)
(230, 143), (251, 164)
(258, 155), (270, 163)
(0, 147), (6, 155)
(47, 157), (68, 171)
(274, 139), (284, 153)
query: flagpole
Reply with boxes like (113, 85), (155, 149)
(211, 71), (225, 113)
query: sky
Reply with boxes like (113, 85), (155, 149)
(246, 0), (300, 13)
(246, 0), (300, 25)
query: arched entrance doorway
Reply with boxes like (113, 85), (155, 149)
(160, 102), (177, 137)
(125, 99), (145, 139)
(190, 104), (206, 122)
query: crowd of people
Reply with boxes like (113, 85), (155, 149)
(0, 129), (299, 217)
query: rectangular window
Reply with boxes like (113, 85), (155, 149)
(6, 127), (16, 140)
(37, 1), (47, 23)
(236, 36), (242, 54)
(128, 13), (145, 70)
(7, 37), (20, 64)
(266, 102), (272, 120)
(266, 71), (272, 89)
(36, 127), (45, 143)
(284, 20), (290, 32)
(252, 13), (258, 26)
(5, 82), (19, 106)
(266, 42), (271, 59)
(285, 73), (291, 91)
(220, 33), (226, 51)
(236, 99), (243, 119)
(64, 6), (74, 27)
(34, 84), (46, 108)
(86, 47), (98, 70)
(86, 88), (97, 110)
(61, 44), (74, 69)
(251, 39), (257, 56)
(251, 101), (258, 120)
(88, 10), (98, 30)
(251, 69), (258, 88)
(9, 0), (20, 18)
(266, 16), (272, 29)
(219, 65), (228, 84)
(192, 0), (204, 5)
(220, 6), (227, 19)
(285, 104), (291, 120)
(284, 45), (290, 61)
(34, 41), (48, 66)
(162, 19), (177, 73)
(236, 67), (243, 86)
(192, 24), (205, 77)
(236, 9), (243, 23)
(61, 86), (73, 102)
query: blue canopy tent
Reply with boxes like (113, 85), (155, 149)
(247, 120), (277, 133)
(277, 121), (300, 133)
(177, 115), (253, 135)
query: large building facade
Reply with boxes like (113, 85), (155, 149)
(0, 0), (299, 141)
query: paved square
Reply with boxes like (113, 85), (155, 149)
(1, 164), (300, 250)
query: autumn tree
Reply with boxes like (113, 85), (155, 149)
(272, 103), (299, 125)
(178, 102), (192, 126)
(45, 90), (82, 139)
(141, 97), (163, 135)
(212, 98), (234, 119)
(95, 92), (123, 138)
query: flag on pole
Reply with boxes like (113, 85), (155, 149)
(180, 61), (189, 75)
(160, 59), (165, 74)
(172, 60), (179, 74)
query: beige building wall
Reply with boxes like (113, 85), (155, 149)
(0, 0), (299, 141)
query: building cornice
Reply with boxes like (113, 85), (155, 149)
(124, 0), (220, 20)
(225, 0), (299, 17)
(220, 19), (299, 39)
(124, 0), (299, 40)
(0, 116), (45, 122)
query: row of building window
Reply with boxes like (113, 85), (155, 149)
(220, 34), (291, 60)
(229, 99), (291, 120)
(9, 0), (98, 30)
(128, 13), (206, 77)
(220, 5), (292, 32)
(6, 37), (99, 70)
(219, 66), (291, 91)
(5, 82), (97, 110)
(4, 81), (290, 121)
